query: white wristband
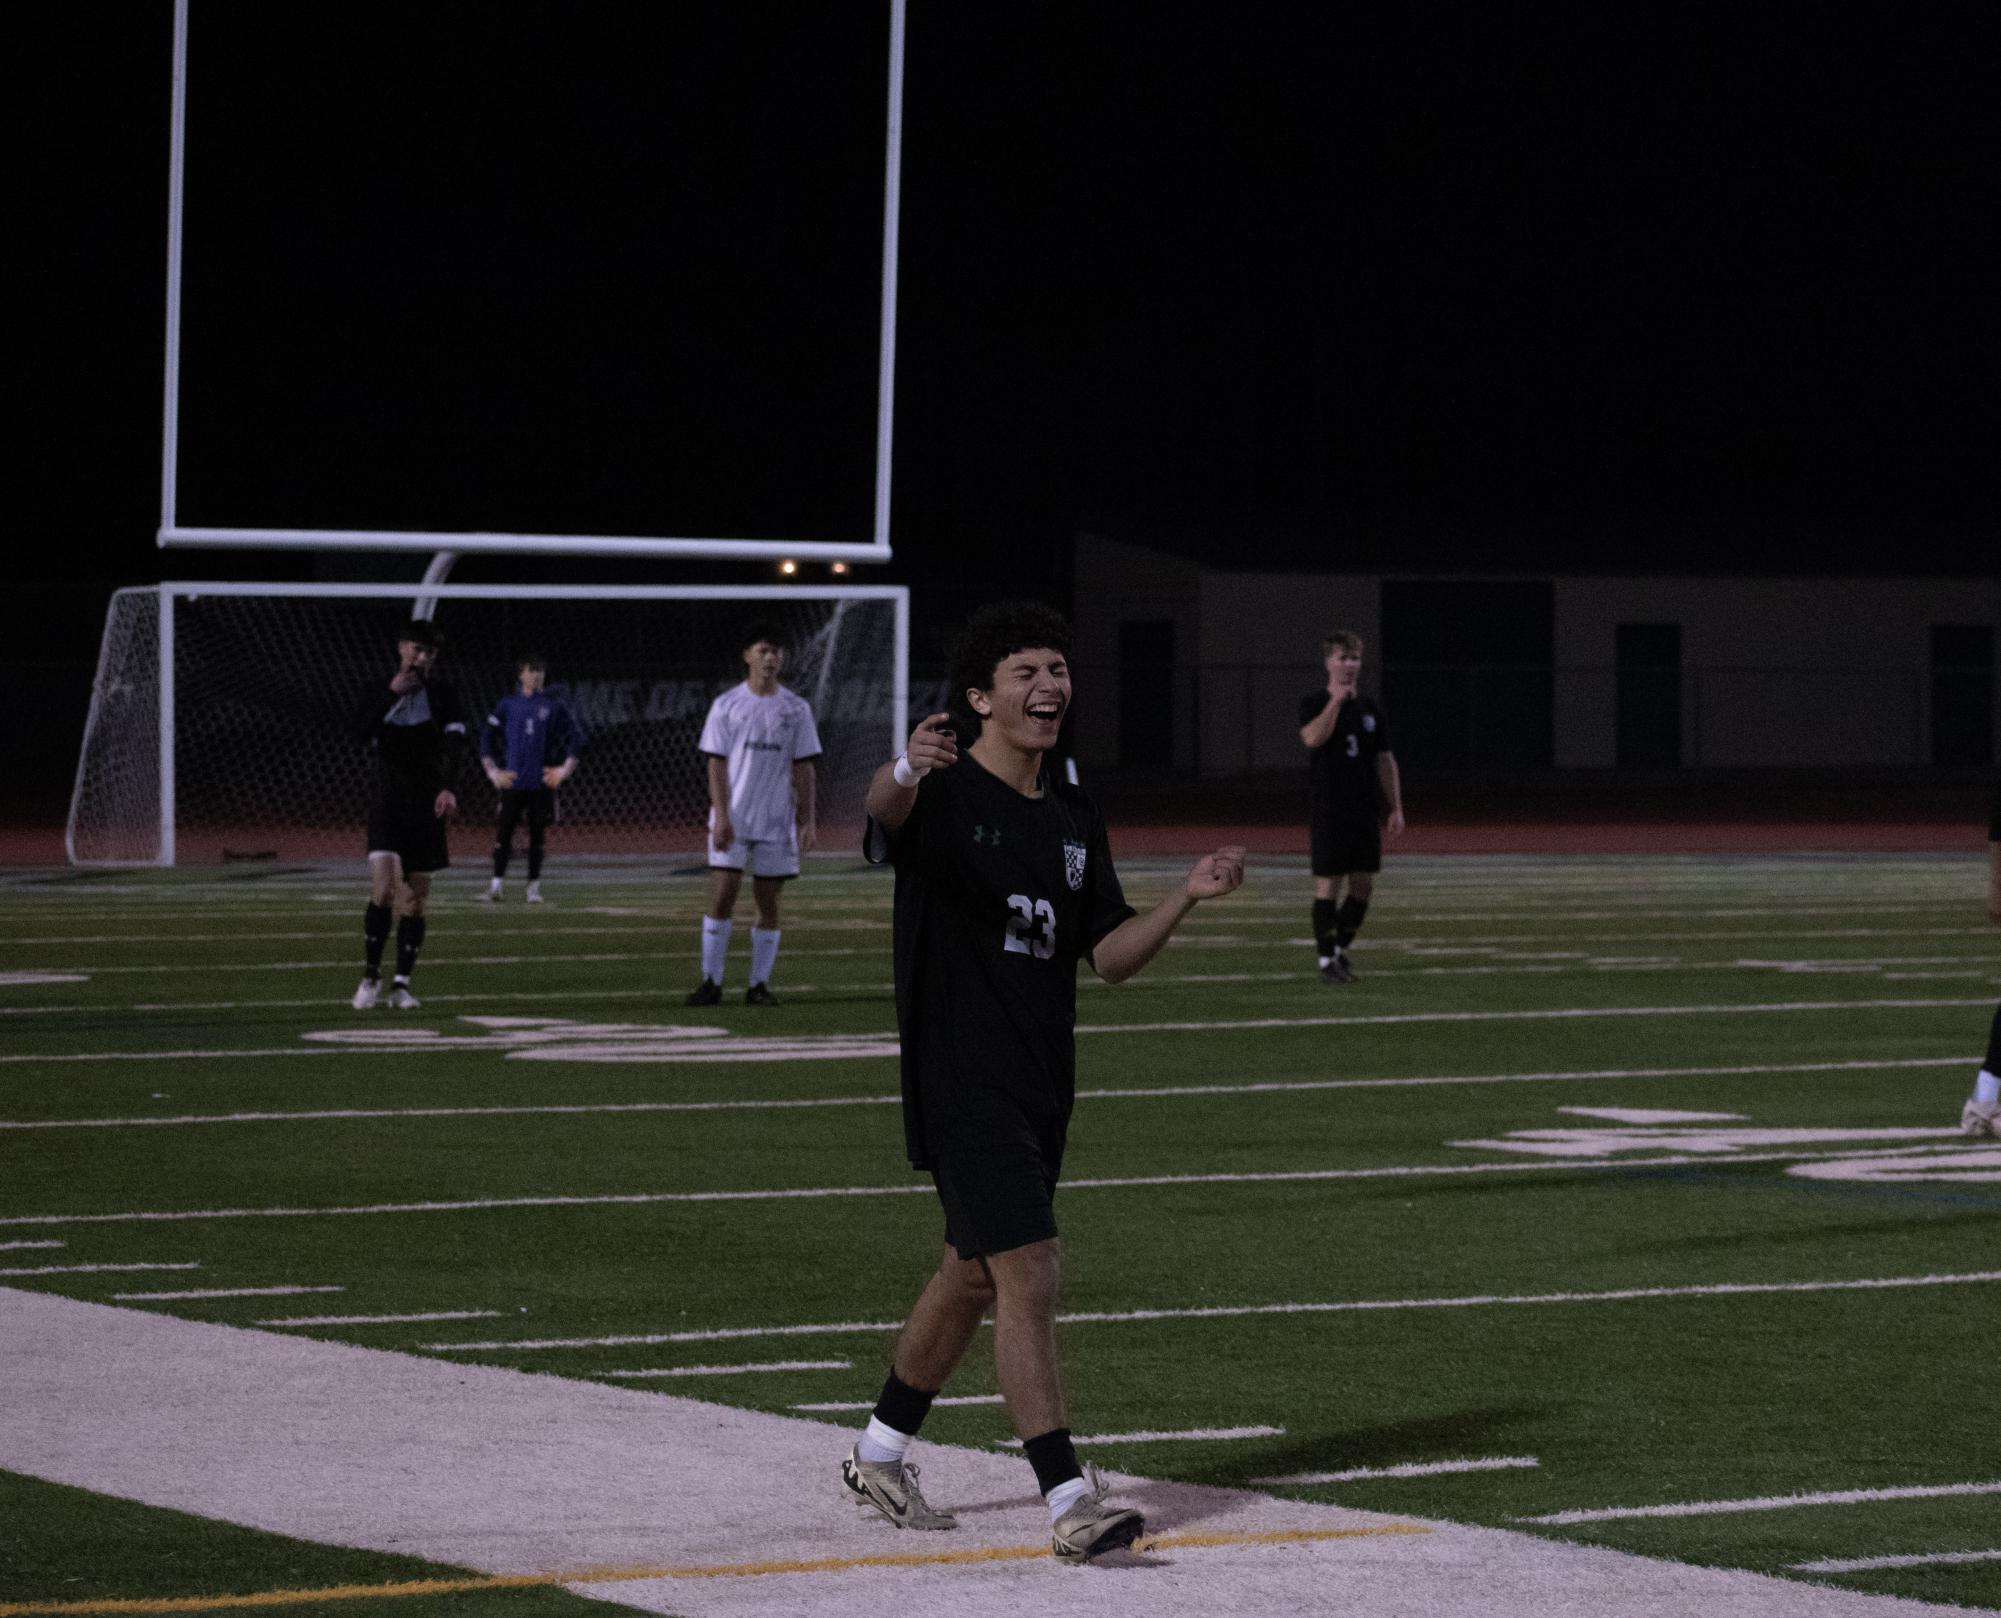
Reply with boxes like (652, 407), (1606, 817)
(892, 752), (928, 788)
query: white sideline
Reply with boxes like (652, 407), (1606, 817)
(429, 1271), (2001, 1353)
(0, 1288), (1968, 1618)
(4, 1142), (1991, 1231)
(1254, 1457), (1540, 1485)
(1524, 1480), (2001, 1525)
(0, 1261), (199, 1277)
(794, 1393), (1006, 1411)
(0, 1056), (1973, 1133)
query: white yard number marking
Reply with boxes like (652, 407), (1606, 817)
(1005, 895), (1057, 959)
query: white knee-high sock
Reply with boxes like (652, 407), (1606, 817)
(1976, 1069), (2000, 1106)
(749, 926), (781, 987)
(701, 916), (733, 984)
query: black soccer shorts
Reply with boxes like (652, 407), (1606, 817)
(366, 796), (451, 875)
(929, 1114), (1067, 1260)
(1310, 811), (1382, 878)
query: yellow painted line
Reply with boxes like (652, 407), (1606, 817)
(0, 1521), (1428, 1614)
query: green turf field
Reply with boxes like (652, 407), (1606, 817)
(2, 852), (1996, 1615)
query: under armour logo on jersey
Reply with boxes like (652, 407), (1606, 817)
(973, 824), (1001, 847)
(1063, 840), (1087, 891)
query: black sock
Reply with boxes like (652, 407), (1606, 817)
(363, 902), (391, 976)
(1022, 1427), (1083, 1496)
(492, 844), (509, 878)
(1311, 898), (1338, 955)
(871, 1368), (937, 1437)
(1334, 897), (1369, 949)
(527, 838), (545, 881)
(395, 914), (427, 981)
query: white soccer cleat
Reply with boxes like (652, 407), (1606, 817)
(1961, 1098), (2001, 1139)
(387, 983), (421, 1010)
(1050, 1466), (1145, 1563)
(840, 1444), (957, 1530)
(482, 880), (502, 902)
(351, 977), (381, 1010)
(525, 882), (543, 904)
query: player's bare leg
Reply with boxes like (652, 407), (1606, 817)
(355, 853), (402, 1008)
(841, 1245), (989, 1532)
(987, 1239), (1068, 1439)
(746, 876), (786, 1003)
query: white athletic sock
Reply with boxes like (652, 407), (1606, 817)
(701, 916), (733, 984)
(1046, 1476), (1091, 1522)
(749, 926), (781, 986)
(1976, 1069), (2000, 1107)
(857, 1416), (913, 1465)
(487, 877), (502, 896)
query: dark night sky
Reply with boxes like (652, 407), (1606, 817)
(22, 1), (1998, 639)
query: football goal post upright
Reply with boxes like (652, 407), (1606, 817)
(68, 581), (909, 867)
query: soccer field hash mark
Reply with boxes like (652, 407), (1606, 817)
(300, 1015), (900, 1064)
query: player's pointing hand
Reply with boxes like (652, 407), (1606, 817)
(905, 713), (959, 774)
(1186, 845), (1247, 900)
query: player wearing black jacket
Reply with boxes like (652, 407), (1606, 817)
(350, 619), (468, 1010)
(838, 602), (1247, 1562)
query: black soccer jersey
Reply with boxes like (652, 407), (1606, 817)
(866, 755), (1137, 1170)
(354, 677), (469, 805)
(1299, 691), (1392, 819)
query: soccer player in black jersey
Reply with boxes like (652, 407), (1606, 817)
(1298, 630), (1405, 982)
(350, 620), (468, 1010)
(841, 602), (1247, 1562)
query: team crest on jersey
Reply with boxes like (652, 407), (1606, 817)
(1063, 839), (1087, 891)
(1363, 714), (1376, 732)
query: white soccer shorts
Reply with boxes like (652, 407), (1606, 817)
(707, 831), (800, 879)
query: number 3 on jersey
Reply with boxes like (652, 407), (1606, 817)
(1004, 894), (1056, 959)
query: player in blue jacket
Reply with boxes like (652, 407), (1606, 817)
(480, 655), (584, 903)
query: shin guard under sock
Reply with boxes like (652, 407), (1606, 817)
(362, 902), (392, 976)
(394, 914), (426, 981)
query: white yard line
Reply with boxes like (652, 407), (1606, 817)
(1254, 1457), (1541, 1485)
(596, 1360), (851, 1379)
(427, 1270), (2001, 1352)
(7, 1288), (1964, 1618)
(999, 1425), (1285, 1447)
(3, 996), (1992, 1069)
(2, 1056), (1972, 1134)
(6, 1143), (1990, 1232)
(0, 1261), (199, 1277)
(114, 1285), (346, 1301)
(1795, 1550), (2001, 1574)
(1523, 1480), (2001, 1525)
(258, 1309), (506, 1327)
(0, 1238), (65, 1250)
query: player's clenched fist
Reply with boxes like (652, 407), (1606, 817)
(1186, 845), (1247, 900)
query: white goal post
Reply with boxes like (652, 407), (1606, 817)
(68, 582), (909, 867)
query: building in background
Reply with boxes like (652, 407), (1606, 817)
(1072, 535), (1999, 778)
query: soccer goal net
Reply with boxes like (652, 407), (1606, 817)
(68, 582), (908, 866)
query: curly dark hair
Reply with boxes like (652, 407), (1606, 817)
(947, 601), (1073, 728)
(741, 619), (786, 653)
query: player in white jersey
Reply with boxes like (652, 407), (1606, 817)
(686, 623), (823, 1006)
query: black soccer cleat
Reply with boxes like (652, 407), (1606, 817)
(744, 982), (779, 1006)
(684, 978), (723, 1006)
(1319, 951), (1354, 984)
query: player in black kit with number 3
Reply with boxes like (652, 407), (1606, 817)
(838, 602), (1247, 1563)
(351, 619), (468, 1010)
(1299, 630), (1405, 982)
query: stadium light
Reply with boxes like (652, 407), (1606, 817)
(778, 559), (799, 577)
